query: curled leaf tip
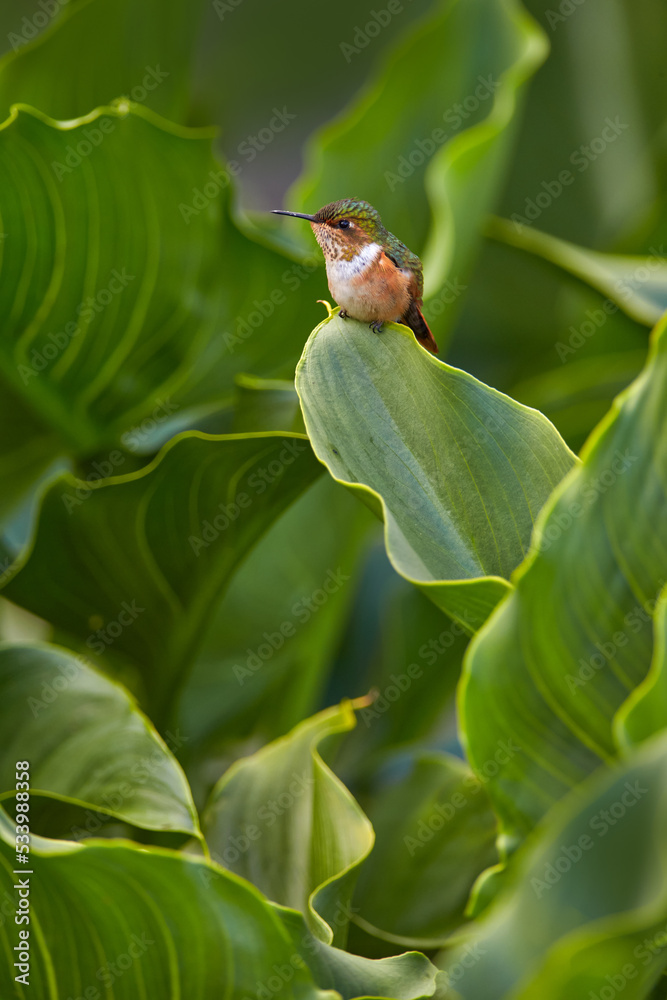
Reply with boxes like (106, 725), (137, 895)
(350, 692), (376, 710)
(316, 299), (334, 318)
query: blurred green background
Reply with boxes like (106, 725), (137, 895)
(1, 0), (667, 994)
(0, 0), (665, 783)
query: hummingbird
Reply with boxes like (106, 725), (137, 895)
(272, 198), (438, 354)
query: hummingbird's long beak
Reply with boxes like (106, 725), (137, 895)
(272, 210), (319, 222)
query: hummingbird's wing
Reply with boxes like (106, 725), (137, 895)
(383, 241), (437, 354)
(385, 238), (424, 301)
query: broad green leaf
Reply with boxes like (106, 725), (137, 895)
(459, 311), (667, 852)
(0, 642), (199, 839)
(445, 0), (662, 448)
(615, 586), (667, 751)
(0, 104), (323, 457)
(296, 313), (576, 629)
(446, 232), (650, 455)
(277, 906), (442, 1000)
(333, 583), (469, 786)
(0, 386), (61, 536)
(489, 217), (667, 327)
(0, 817), (334, 1000)
(509, 350), (647, 451)
(232, 374), (306, 434)
(288, 0), (547, 345)
(202, 701), (373, 945)
(439, 734), (667, 1000)
(0, 0), (206, 122)
(2, 431), (322, 723)
(497, 0), (659, 246)
(182, 475), (373, 751)
(351, 753), (498, 948)
(0, 598), (49, 645)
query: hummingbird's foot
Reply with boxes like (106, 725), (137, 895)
(339, 309), (349, 320)
(369, 320), (384, 334)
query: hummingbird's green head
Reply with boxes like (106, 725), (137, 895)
(272, 199), (386, 260)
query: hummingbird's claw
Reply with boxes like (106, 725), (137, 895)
(369, 320), (384, 334)
(339, 309), (349, 320)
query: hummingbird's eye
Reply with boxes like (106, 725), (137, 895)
(338, 219), (350, 229)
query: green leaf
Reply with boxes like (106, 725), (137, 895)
(0, 641), (199, 838)
(459, 311), (667, 851)
(182, 475), (372, 750)
(232, 374), (306, 434)
(289, 0), (547, 345)
(615, 585), (667, 751)
(351, 753), (498, 948)
(295, 314), (576, 629)
(0, 381), (63, 531)
(509, 350), (647, 451)
(2, 431), (322, 723)
(489, 217), (667, 327)
(277, 906), (441, 1000)
(0, 817), (334, 1000)
(446, 233), (650, 456)
(0, 104), (323, 457)
(439, 734), (667, 1000)
(496, 0), (660, 246)
(333, 584), (469, 785)
(202, 701), (373, 945)
(0, 0), (206, 122)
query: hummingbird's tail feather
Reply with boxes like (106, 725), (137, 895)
(402, 301), (438, 355)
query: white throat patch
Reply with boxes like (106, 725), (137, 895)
(327, 242), (382, 281)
